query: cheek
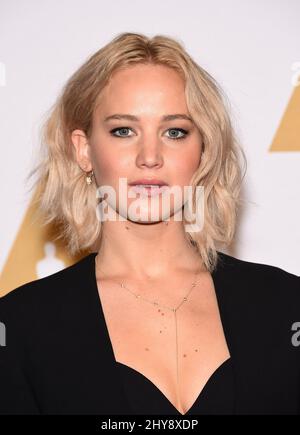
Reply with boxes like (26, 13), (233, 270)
(172, 149), (201, 185)
(91, 146), (129, 184)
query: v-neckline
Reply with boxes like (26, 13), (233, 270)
(87, 251), (234, 415)
(116, 357), (233, 415)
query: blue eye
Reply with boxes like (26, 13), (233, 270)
(109, 127), (189, 140)
(110, 127), (133, 137)
(166, 128), (188, 140)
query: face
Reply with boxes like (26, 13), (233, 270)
(71, 63), (203, 224)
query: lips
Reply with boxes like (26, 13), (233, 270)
(128, 178), (169, 197)
(130, 185), (168, 197)
(128, 179), (168, 187)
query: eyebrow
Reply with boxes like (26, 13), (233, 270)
(104, 113), (193, 123)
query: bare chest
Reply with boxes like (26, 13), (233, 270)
(97, 274), (230, 415)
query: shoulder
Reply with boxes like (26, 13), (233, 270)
(215, 250), (300, 317)
(0, 252), (96, 323)
(216, 250), (299, 284)
(216, 250), (299, 280)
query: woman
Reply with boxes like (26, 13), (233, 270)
(0, 32), (299, 415)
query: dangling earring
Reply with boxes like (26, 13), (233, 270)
(86, 170), (94, 185)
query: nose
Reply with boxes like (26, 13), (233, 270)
(135, 140), (164, 169)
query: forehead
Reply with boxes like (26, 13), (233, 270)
(96, 64), (187, 115)
(109, 63), (184, 84)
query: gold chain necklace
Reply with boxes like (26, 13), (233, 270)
(95, 254), (202, 410)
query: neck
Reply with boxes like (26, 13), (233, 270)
(95, 217), (205, 281)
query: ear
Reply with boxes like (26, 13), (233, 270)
(71, 129), (93, 172)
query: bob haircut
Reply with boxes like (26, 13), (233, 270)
(28, 32), (247, 273)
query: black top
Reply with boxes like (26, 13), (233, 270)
(117, 356), (235, 415)
(0, 251), (299, 415)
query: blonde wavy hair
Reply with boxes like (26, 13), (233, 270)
(28, 32), (247, 273)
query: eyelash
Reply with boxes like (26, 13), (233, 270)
(109, 127), (189, 141)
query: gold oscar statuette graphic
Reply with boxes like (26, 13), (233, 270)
(0, 188), (89, 297)
(269, 85), (300, 152)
